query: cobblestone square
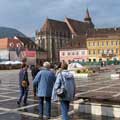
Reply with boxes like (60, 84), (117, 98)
(0, 67), (120, 120)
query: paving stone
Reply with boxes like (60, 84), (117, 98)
(0, 113), (38, 120)
(0, 99), (36, 109)
(0, 90), (13, 93)
(19, 103), (62, 117)
(0, 96), (11, 101)
(0, 110), (6, 114)
(1, 92), (19, 97)
(70, 112), (120, 120)
(101, 87), (120, 92)
(1, 68), (120, 119)
(19, 103), (73, 118)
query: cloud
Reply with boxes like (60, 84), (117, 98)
(0, 0), (120, 36)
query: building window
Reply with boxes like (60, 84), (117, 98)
(88, 42), (90, 46)
(93, 42), (95, 46)
(93, 50), (95, 55)
(56, 32), (59, 36)
(106, 41), (108, 46)
(111, 41), (113, 45)
(89, 50), (91, 55)
(81, 51), (85, 55)
(99, 59), (102, 62)
(68, 60), (71, 63)
(72, 52), (74, 55)
(60, 40), (62, 48)
(60, 32), (62, 36)
(68, 52), (70, 55)
(62, 52), (65, 56)
(76, 52), (79, 55)
(82, 59), (85, 62)
(42, 38), (45, 49)
(102, 42), (104, 46)
(29, 44), (31, 49)
(102, 50), (104, 54)
(116, 48), (118, 54)
(98, 50), (100, 54)
(116, 41), (118, 46)
(93, 59), (96, 62)
(98, 42), (99, 46)
(107, 49), (109, 53)
(112, 49), (114, 54)
(89, 59), (91, 62)
(63, 32), (66, 37)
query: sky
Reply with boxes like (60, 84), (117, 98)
(0, 0), (120, 37)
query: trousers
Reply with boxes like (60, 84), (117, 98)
(38, 97), (51, 117)
(60, 100), (70, 120)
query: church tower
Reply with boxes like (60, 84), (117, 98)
(84, 8), (94, 28)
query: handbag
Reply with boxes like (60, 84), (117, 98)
(21, 71), (28, 88)
(56, 72), (66, 98)
(22, 80), (28, 88)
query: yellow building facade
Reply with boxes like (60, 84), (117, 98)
(87, 36), (120, 62)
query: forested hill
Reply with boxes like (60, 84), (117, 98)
(0, 27), (26, 38)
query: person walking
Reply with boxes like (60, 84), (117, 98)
(33, 61), (56, 119)
(17, 64), (29, 106)
(52, 62), (76, 120)
(55, 62), (62, 75)
(31, 64), (40, 97)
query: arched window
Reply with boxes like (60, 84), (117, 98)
(60, 40), (62, 48)
(42, 38), (45, 49)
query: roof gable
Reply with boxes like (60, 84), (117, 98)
(40, 18), (70, 33)
(65, 17), (93, 35)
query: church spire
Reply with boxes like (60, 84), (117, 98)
(84, 8), (94, 28)
(84, 8), (91, 22)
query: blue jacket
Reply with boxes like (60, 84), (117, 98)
(52, 70), (76, 102)
(33, 68), (56, 97)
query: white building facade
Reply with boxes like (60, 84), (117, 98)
(59, 48), (88, 63)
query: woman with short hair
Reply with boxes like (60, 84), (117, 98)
(52, 62), (76, 120)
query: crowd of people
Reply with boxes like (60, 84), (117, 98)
(17, 61), (76, 120)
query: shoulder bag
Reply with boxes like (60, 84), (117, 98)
(56, 72), (66, 98)
(21, 71), (28, 88)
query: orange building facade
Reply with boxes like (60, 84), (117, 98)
(0, 38), (36, 64)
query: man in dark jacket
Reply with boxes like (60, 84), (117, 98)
(31, 64), (40, 97)
(17, 64), (29, 106)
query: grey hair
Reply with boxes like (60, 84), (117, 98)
(43, 61), (50, 68)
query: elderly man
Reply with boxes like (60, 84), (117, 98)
(33, 61), (56, 119)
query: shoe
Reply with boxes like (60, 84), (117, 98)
(34, 96), (37, 100)
(17, 101), (20, 105)
(33, 93), (36, 97)
(23, 103), (28, 106)
(38, 114), (43, 119)
(44, 116), (50, 119)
